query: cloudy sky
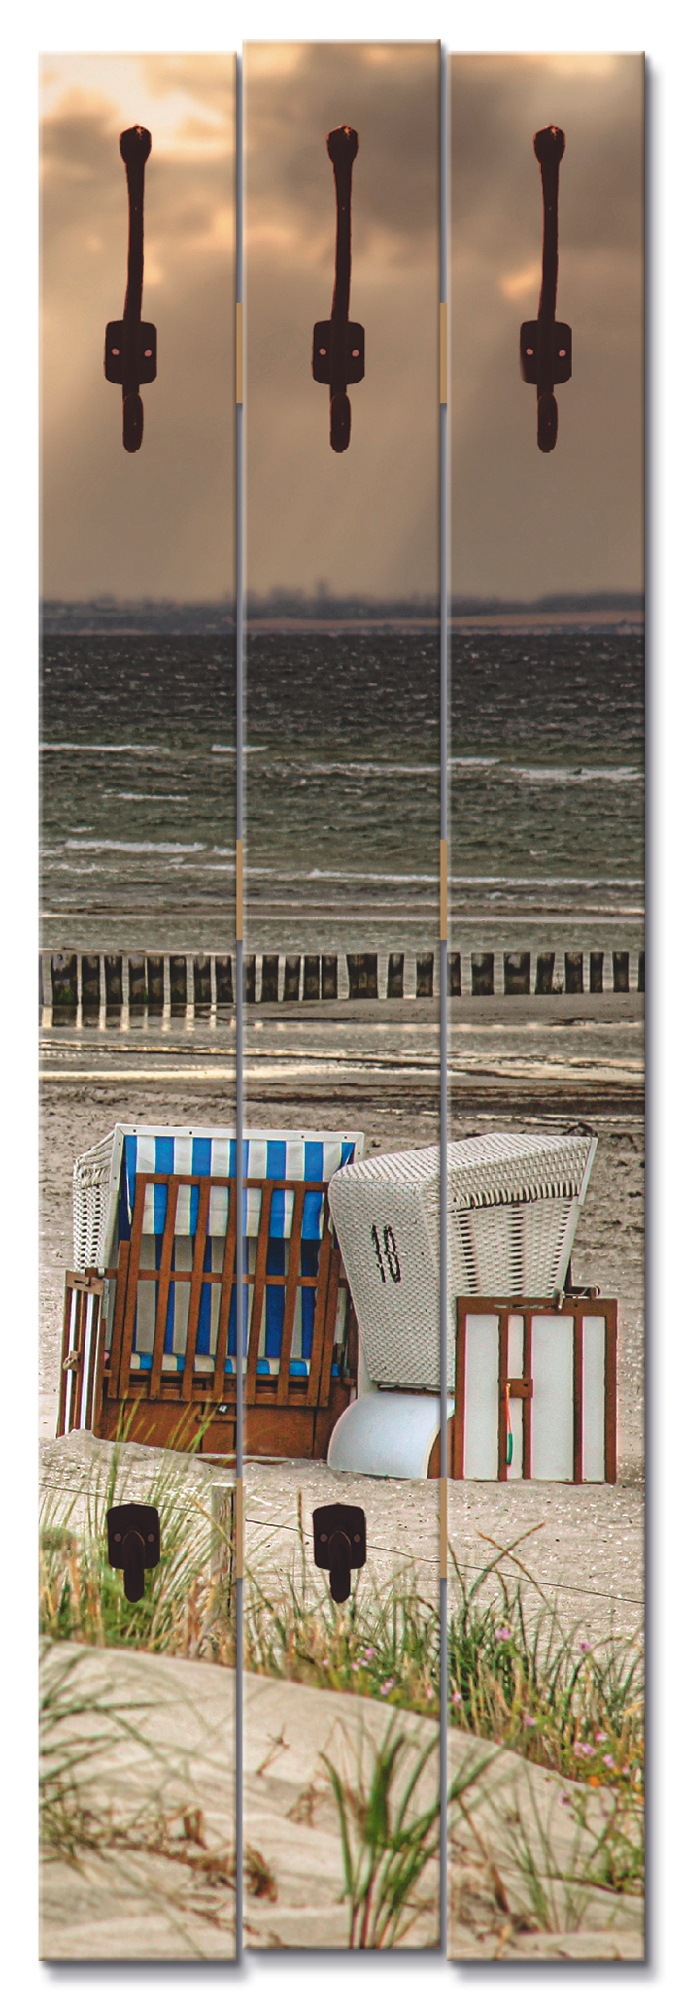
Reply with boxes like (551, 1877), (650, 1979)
(451, 54), (644, 600)
(41, 54), (234, 602)
(40, 47), (642, 606)
(244, 41), (440, 601)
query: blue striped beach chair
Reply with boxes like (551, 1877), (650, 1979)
(59, 1126), (363, 1457)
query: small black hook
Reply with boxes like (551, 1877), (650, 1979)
(313, 1502), (366, 1604)
(107, 1503), (160, 1603)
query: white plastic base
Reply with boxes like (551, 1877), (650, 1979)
(327, 1391), (455, 1480)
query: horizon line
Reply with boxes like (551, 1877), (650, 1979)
(42, 589), (644, 611)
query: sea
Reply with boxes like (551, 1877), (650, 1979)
(40, 626), (644, 959)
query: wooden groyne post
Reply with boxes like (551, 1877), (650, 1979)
(43, 945), (644, 1012)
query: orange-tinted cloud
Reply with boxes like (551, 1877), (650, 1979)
(40, 48), (643, 605)
(41, 55), (235, 602)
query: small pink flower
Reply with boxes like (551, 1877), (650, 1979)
(522, 1713), (537, 1728)
(363, 1647), (376, 1662)
(575, 1743), (593, 1756)
(351, 1662), (360, 1672)
(579, 1641), (591, 1653)
(603, 1754), (615, 1769)
(596, 1730), (607, 1743)
(451, 1687), (463, 1706)
(495, 1625), (512, 1641)
(380, 1679), (394, 1695)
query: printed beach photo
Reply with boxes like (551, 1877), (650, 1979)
(40, 53), (238, 1959)
(240, 39), (442, 1948)
(446, 53), (644, 1960)
(39, 38), (643, 1964)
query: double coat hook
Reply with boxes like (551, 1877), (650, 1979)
(520, 126), (572, 452)
(313, 127), (365, 452)
(105, 126), (157, 452)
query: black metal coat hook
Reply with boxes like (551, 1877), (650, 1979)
(107, 1503), (160, 1603)
(313, 126), (365, 453)
(105, 126), (157, 453)
(313, 1502), (366, 1604)
(520, 126), (572, 453)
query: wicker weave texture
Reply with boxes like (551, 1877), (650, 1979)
(328, 1132), (596, 1389)
(72, 1133), (117, 1271)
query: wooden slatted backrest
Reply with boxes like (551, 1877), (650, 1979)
(106, 1171), (351, 1407)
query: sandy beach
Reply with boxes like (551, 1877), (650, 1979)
(39, 986), (644, 1960)
(40, 988), (644, 1588)
(37, 32), (646, 1963)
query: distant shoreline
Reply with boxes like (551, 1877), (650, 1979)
(41, 611), (644, 638)
(246, 612), (644, 635)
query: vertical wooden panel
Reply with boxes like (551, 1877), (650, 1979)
(573, 1310), (584, 1484)
(40, 52), (237, 1963)
(244, 40), (442, 1952)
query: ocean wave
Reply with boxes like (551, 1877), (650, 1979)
(213, 755), (440, 776)
(42, 744), (641, 789)
(248, 866), (438, 885)
(41, 742), (178, 756)
(290, 760), (439, 778)
(449, 873), (643, 888)
(64, 838), (208, 855)
(48, 846), (643, 895)
(448, 755), (499, 768)
(103, 791), (189, 802)
(245, 864), (642, 889)
(497, 763), (642, 786)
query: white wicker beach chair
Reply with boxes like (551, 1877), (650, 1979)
(326, 1131), (598, 1478)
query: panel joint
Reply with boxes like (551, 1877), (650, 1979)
(439, 1475), (448, 1578)
(235, 838), (244, 942)
(439, 837), (448, 942)
(234, 1475), (244, 1580)
(235, 300), (243, 405)
(439, 301), (448, 404)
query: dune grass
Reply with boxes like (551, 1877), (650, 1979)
(449, 1764), (644, 1952)
(40, 1440), (235, 1663)
(244, 1504), (643, 1800)
(446, 1532), (643, 1798)
(39, 1642), (264, 1950)
(40, 1465), (642, 1827)
(321, 1719), (441, 1947)
(40, 1459), (643, 1944)
(320, 1714), (499, 1949)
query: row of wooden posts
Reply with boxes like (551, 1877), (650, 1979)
(43, 947), (645, 1011)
